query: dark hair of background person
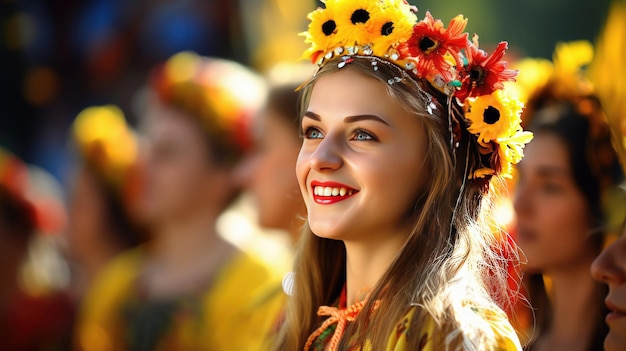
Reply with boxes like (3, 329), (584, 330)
(265, 83), (302, 135)
(0, 185), (36, 242)
(82, 160), (145, 250)
(523, 87), (623, 351)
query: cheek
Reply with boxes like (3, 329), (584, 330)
(359, 150), (426, 221)
(539, 195), (590, 238)
(295, 150), (311, 196)
(524, 194), (593, 267)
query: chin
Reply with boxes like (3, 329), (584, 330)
(308, 220), (348, 241)
(604, 331), (625, 351)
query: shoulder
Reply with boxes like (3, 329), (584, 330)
(450, 303), (523, 351)
(209, 250), (282, 301)
(204, 251), (286, 350)
(80, 248), (142, 314)
(384, 304), (522, 351)
(75, 248), (143, 350)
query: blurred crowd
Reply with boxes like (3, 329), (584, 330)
(1, 0), (626, 350)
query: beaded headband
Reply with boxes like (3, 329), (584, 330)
(301, 0), (533, 179)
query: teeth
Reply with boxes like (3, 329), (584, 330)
(313, 186), (355, 197)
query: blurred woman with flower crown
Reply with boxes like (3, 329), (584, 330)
(512, 41), (625, 351)
(75, 52), (283, 351)
(588, 2), (626, 351)
(67, 105), (147, 300)
(273, 0), (531, 350)
(235, 64), (313, 244)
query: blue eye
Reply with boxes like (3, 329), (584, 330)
(304, 127), (324, 139)
(353, 129), (375, 141)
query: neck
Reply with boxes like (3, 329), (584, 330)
(151, 210), (223, 266)
(143, 209), (236, 298)
(343, 230), (407, 306)
(542, 258), (604, 347)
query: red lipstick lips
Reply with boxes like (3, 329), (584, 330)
(606, 300), (626, 324)
(311, 181), (358, 205)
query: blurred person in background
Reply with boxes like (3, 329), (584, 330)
(589, 2), (626, 351)
(513, 41), (625, 351)
(0, 147), (73, 351)
(67, 105), (147, 299)
(233, 64), (312, 338)
(236, 64), (313, 244)
(75, 51), (283, 351)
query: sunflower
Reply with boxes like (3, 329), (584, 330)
(464, 89), (524, 144)
(497, 129), (534, 166)
(456, 37), (518, 101)
(301, 7), (341, 63)
(333, 0), (383, 47)
(368, 0), (417, 56)
(397, 12), (468, 79)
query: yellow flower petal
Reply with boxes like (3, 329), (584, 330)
(465, 89), (524, 144)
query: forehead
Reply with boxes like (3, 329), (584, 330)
(307, 68), (396, 120)
(146, 106), (206, 148)
(520, 132), (571, 174)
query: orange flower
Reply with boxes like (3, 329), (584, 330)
(456, 37), (518, 100)
(398, 12), (468, 79)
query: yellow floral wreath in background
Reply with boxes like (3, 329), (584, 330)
(72, 105), (138, 188)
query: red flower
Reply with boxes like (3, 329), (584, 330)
(398, 12), (468, 79)
(455, 38), (518, 100)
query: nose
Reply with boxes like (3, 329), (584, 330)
(308, 135), (343, 172)
(591, 236), (626, 285)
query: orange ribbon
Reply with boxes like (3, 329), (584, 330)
(304, 299), (379, 351)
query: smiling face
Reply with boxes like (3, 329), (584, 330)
(296, 67), (427, 244)
(592, 230), (626, 351)
(514, 132), (595, 272)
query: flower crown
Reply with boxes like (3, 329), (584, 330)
(72, 105), (139, 188)
(518, 41), (624, 193)
(301, 0), (533, 179)
(151, 52), (267, 164)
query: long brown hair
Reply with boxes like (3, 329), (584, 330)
(273, 57), (519, 350)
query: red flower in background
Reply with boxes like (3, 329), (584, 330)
(398, 12), (468, 79)
(456, 38), (518, 100)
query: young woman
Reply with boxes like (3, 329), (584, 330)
(274, 0), (532, 350)
(68, 105), (146, 298)
(75, 52), (283, 351)
(513, 42), (624, 351)
(236, 65), (311, 243)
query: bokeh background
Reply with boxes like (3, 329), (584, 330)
(0, 0), (613, 182)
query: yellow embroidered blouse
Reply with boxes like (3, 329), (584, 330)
(75, 248), (285, 351)
(306, 295), (522, 351)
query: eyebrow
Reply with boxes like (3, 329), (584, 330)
(303, 111), (389, 126)
(536, 165), (570, 178)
